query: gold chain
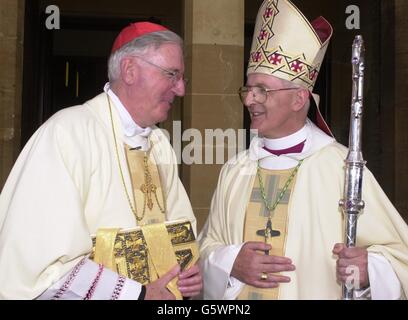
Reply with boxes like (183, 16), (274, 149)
(140, 147), (166, 214)
(107, 94), (166, 222)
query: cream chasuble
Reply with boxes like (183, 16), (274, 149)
(199, 121), (408, 300)
(0, 93), (196, 299)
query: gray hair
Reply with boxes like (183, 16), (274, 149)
(108, 30), (183, 82)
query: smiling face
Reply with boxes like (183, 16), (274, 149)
(244, 73), (309, 139)
(118, 43), (185, 128)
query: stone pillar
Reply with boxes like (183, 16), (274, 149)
(0, 0), (25, 190)
(183, 0), (244, 232)
(395, 0), (408, 221)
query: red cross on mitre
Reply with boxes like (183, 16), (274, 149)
(268, 53), (282, 65)
(258, 29), (268, 41)
(264, 8), (274, 19)
(290, 60), (304, 73)
(252, 51), (262, 63)
(309, 69), (318, 81)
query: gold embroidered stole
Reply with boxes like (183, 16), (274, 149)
(124, 145), (165, 225)
(237, 168), (297, 300)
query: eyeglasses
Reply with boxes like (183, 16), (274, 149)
(131, 55), (188, 86)
(238, 86), (299, 104)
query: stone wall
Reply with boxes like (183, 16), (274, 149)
(0, 0), (24, 190)
(183, 0), (244, 231)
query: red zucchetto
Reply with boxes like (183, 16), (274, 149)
(111, 22), (168, 53)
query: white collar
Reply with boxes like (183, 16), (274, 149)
(104, 83), (151, 151)
(249, 119), (335, 170)
(263, 125), (307, 150)
(103, 82), (152, 138)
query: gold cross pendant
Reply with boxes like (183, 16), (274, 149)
(141, 154), (157, 211)
(140, 182), (157, 210)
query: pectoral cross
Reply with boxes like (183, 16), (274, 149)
(140, 153), (157, 210)
(256, 218), (280, 255)
(140, 181), (157, 210)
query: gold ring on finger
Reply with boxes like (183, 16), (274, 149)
(260, 272), (268, 281)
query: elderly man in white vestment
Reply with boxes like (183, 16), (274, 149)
(198, 0), (408, 300)
(0, 22), (202, 300)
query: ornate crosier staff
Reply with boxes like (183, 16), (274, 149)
(339, 35), (366, 300)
